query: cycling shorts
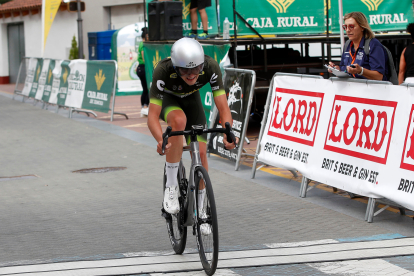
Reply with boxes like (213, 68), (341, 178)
(160, 91), (207, 144)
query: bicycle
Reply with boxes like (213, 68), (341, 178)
(161, 122), (237, 275)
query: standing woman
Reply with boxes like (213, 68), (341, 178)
(398, 23), (414, 84)
(329, 12), (388, 81)
(137, 27), (149, 116)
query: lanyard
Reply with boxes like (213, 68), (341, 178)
(348, 41), (359, 77)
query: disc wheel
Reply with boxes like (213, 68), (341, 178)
(163, 162), (187, 254)
(194, 166), (218, 275)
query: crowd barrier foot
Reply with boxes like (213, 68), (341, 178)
(71, 108), (97, 118)
(365, 198), (410, 223)
(113, 112), (128, 120)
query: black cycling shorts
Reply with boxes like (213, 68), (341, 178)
(190, 0), (211, 10)
(160, 92), (207, 144)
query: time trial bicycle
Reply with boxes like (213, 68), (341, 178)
(161, 122), (237, 275)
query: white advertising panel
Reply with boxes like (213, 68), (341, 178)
(258, 75), (414, 211)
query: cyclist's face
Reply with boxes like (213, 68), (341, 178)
(177, 64), (203, 86)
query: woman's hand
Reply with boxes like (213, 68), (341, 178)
(223, 134), (239, 150)
(328, 62), (340, 73)
(157, 140), (171, 155)
(346, 63), (363, 75)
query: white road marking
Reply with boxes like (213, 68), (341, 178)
(2, 238), (414, 275)
(308, 259), (414, 276)
(151, 269), (240, 275)
(265, 239), (339, 248)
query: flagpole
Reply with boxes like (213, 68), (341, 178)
(41, 0), (46, 57)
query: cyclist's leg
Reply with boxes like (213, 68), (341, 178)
(166, 109), (186, 164)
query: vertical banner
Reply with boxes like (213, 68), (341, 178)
(56, 60), (71, 106)
(21, 58), (38, 97)
(28, 59), (44, 99)
(208, 70), (252, 161)
(81, 61), (115, 113)
(42, 59), (56, 103)
(35, 59), (51, 100)
(41, 0), (61, 55)
(49, 60), (63, 104)
(111, 23), (145, 95)
(143, 43), (230, 124)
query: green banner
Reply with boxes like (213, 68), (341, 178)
(330, 0), (413, 33)
(56, 60), (70, 106)
(81, 61), (116, 113)
(219, 0), (413, 36)
(143, 43), (230, 122)
(41, 59), (56, 103)
(28, 59), (43, 98)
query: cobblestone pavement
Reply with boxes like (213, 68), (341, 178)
(0, 87), (413, 275)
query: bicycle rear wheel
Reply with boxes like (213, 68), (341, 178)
(163, 161), (187, 254)
(194, 166), (218, 275)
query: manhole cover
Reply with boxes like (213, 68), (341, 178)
(0, 175), (38, 182)
(72, 167), (127, 173)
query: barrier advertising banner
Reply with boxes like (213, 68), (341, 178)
(143, 43), (230, 123)
(21, 58), (38, 97)
(208, 69), (252, 161)
(64, 60), (115, 113)
(28, 59), (43, 99)
(35, 59), (50, 100)
(56, 60), (70, 106)
(257, 75), (414, 211)
(41, 59), (56, 103)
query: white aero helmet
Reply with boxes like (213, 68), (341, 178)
(171, 37), (204, 68)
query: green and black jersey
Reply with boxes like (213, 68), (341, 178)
(149, 55), (225, 144)
(149, 55), (225, 105)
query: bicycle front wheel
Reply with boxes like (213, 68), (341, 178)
(194, 166), (218, 275)
(163, 162), (187, 254)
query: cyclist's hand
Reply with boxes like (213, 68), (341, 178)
(157, 140), (171, 155)
(223, 134), (239, 150)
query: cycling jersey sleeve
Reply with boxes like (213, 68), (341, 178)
(206, 57), (226, 98)
(149, 63), (166, 107)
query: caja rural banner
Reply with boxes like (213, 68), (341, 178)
(257, 75), (414, 211)
(143, 43), (231, 123)
(21, 58), (39, 97)
(208, 70), (252, 161)
(219, 0), (413, 36)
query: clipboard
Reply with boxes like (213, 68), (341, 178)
(324, 64), (350, 78)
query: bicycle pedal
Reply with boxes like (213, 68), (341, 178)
(161, 209), (172, 220)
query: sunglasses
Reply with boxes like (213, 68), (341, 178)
(176, 63), (204, 76)
(342, 24), (356, 31)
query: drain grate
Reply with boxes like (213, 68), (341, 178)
(72, 167), (127, 173)
(0, 175), (38, 182)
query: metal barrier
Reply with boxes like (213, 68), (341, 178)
(12, 57), (127, 122)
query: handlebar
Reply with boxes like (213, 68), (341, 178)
(161, 122), (238, 155)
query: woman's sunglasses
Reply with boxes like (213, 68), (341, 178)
(342, 24), (355, 31)
(176, 63), (204, 76)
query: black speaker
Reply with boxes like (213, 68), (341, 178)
(148, 1), (162, 41)
(160, 1), (183, 40)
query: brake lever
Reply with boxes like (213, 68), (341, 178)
(161, 126), (172, 155)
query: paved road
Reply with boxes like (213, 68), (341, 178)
(1, 92), (414, 275)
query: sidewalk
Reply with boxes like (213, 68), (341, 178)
(0, 85), (413, 274)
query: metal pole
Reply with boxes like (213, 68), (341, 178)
(77, 0), (84, 59)
(326, 0), (331, 62)
(143, 0), (147, 28)
(232, 0), (238, 68)
(338, 0), (344, 51)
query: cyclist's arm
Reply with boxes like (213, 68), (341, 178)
(214, 94), (237, 149)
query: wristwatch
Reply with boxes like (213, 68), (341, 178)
(357, 67), (364, 76)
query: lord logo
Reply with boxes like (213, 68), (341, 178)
(267, 87), (324, 146)
(361, 0), (384, 11)
(95, 69), (106, 91)
(324, 95), (397, 164)
(400, 105), (414, 171)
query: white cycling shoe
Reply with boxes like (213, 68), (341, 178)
(199, 209), (212, 236)
(163, 186), (180, 214)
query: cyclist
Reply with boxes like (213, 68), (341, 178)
(147, 38), (237, 226)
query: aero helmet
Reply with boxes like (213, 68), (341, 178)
(171, 38), (204, 75)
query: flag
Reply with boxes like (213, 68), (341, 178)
(42, 0), (61, 56)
